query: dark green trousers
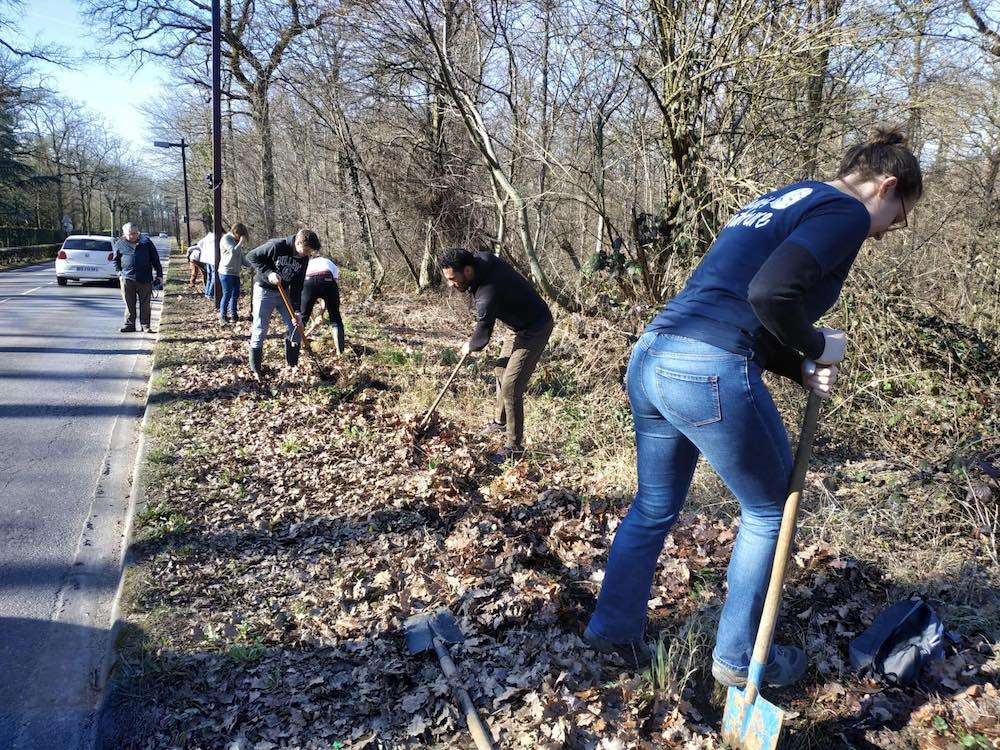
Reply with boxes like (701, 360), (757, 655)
(494, 318), (554, 450)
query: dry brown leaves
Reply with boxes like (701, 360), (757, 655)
(113, 270), (999, 750)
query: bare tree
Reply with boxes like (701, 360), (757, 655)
(964, 0), (1000, 57)
(83, 0), (335, 235)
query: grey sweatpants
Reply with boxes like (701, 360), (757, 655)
(249, 283), (300, 349)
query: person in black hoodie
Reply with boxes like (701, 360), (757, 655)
(245, 229), (319, 379)
(114, 222), (163, 333)
(440, 247), (554, 463)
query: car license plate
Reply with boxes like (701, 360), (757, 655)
(75, 266), (98, 272)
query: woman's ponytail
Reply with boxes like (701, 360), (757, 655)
(836, 126), (923, 200)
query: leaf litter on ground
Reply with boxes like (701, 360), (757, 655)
(107, 264), (1000, 750)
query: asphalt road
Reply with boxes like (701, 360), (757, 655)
(0, 238), (169, 749)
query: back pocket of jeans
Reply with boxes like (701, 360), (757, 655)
(653, 368), (722, 427)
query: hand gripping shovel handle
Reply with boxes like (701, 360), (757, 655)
(419, 351), (469, 431)
(432, 636), (498, 750)
(276, 280), (331, 378)
(743, 391), (822, 704)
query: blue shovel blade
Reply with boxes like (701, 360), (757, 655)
(721, 684), (784, 750)
(404, 608), (465, 655)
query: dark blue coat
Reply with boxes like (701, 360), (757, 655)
(115, 236), (163, 283)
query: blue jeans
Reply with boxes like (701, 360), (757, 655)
(587, 331), (792, 672)
(219, 274), (240, 321)
(249, 283), (300, 350)
(204, 264), (215, 300)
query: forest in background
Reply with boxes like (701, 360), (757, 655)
(0, 0), (175, 247)
(84, 0), (996, 323)
(5, 0), (999, 331)
(68, 0), (1000, 467)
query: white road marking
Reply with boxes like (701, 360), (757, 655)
(0, 282), (52, 305)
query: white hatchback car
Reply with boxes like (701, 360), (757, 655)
(55, 234), (118, 286)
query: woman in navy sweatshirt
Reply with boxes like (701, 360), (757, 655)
(584, 128), (923, 686)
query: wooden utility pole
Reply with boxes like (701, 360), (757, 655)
(211, 0), (223, 305)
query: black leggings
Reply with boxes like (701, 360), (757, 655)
(301, 278), (343, 328)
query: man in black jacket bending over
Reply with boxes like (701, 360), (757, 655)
(245, 229), (319, 379)
(440, 248), (554, 463)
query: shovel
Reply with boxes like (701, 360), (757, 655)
(275, 280), (334, 381)
(404, 608), (498, 750)
(418, 351), (469, 433)
(721, 391), (822, 750)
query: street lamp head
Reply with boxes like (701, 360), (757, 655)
(153, 140), (172, 148)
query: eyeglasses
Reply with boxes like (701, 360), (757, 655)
(884, 195), (908, 233)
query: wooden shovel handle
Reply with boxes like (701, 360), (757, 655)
(274, 280), (303, 339)
(275, 279), (335, 380)
(744, 391), (822, 702)
(419, 352), (469, 430)
(432, 637), (498, 750)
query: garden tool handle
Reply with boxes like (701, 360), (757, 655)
(432, 636), (498, 750)
(274, 280), (300, 332)
(744, 391), (822, 704)
(276, 280), (309, 349)
(419, 352), (470, 430)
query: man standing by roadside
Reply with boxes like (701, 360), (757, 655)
(114, 222), (163, 334)
(440, 248), (554, 463)
(245, 229), (319, 380)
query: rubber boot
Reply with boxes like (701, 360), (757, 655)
(249, 347), (264, 381)
(333, 323), (346, 355)
(285, 337), (301, 367)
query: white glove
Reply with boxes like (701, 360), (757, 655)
(816, 327), (847, 365)
(802, 360), (839, 400)
(267, 271), (280, 285)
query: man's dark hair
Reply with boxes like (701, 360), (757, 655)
(296, 229), (321, 251)
(439, 247), (475, 271)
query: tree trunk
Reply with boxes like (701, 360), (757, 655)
(419, 216), (439, 289)
(426, 18), (583, 313)
(336, 112), (420, 288)
(340, 151), (384, 296)
(333, 150), (350, 255)
(226, 93), (240, 218)
(254, 89), (276, 236)
(54, 162), (64, 233)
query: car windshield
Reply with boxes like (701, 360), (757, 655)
(63, 238), (112, 252)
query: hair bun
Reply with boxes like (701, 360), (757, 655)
(869, 126), (907, 147)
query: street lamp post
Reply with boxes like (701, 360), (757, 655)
(211, 0), (223, 306)
(153, 138), (192, 248)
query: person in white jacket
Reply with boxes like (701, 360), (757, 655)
(197, 231), (216, 303)
(301, 255), (345, 354)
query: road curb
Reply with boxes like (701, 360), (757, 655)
(90, 249), (173, 750)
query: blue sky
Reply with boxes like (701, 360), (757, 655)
(15, 0), (169, 160)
